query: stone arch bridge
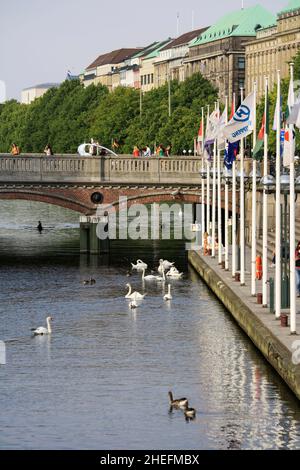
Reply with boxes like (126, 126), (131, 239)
(0, 154), (225, 213)
(0, 154), (233, 253)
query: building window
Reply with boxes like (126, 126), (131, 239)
(151, 74), (154, 84)
(238, 57), (245, 69)
(147, 74), (151, 84)
(238, 78), (245, 89)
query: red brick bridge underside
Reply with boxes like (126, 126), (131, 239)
(0, 184), (233, 215)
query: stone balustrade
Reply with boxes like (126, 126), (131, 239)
(0, 154), (203, 185)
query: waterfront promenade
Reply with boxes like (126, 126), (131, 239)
(189, 247), (300, 401)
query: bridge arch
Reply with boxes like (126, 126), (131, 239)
(0, 189), (95, 215)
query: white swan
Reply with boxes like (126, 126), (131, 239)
(131, 259), (148, 271)
(141, 268), (165, 282)
(31, 316), (53, 335)
(166, 267), (183, 279)
(164, 284), (172, 301)
(125, 283), (146, 300)
(158, 259), (174, 274)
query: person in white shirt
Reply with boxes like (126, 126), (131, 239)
(143, 146), (151, 157)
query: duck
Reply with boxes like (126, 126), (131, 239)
(158, 259), (174, 274)
(81, 277), (96, 285)
(129, 300), (138, 309)
(164, 284), (172, 301)
(168, 391), (188, 409)
(166, 267), (183, 279)
(31, 316), (53, 336)
(131, 259), (148, 271)
(183, 403), (196, 420)
(90, 277), (96, 285)
(125, 283), (146, 300)
(141, 268), (165, 282)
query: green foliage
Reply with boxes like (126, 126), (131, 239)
(0, 74), (218, 155)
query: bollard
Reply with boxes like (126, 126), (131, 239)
(235, 272), (240, 282)
(280, 314), (288, 328)
(257, 293), (263, 305)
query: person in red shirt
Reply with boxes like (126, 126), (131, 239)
(133, 146), (140, 157)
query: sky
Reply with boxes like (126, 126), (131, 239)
(1, 0), (288, 100)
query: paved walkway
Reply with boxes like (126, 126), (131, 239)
(195, 245), (300, 354)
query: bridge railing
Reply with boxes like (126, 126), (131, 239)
(0, 153), (257, 185)
(0, 154), (203, 184)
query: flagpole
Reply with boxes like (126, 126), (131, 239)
(240, 88), (246, 286)
(218, 103), (225, 265)
(212, 101), (218, 258)
(206, 105), (210, 240)
(275, 71), (282, 320)
(232, 92), (237, 278)
(224, 96), (229, 271)
(251, 81), (257, 296)
(289, 62), (297, 334)
(262, 77), (269, 307)
(201, 106), (205, 247)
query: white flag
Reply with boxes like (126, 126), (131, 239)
(273, 95), (281, 131)
(217, 108), (227, 150)
(287, 99), (300, 129)
(222, 92), (255, 143)
(205, 109), (220, 144)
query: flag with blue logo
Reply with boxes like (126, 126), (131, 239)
(222, 92), (255, 143)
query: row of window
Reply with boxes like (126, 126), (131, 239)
(141, 74), (154, 86)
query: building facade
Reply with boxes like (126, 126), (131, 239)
(83, 48), (141, 91)
(139, 39), (173, 92)
(21, 83), (59, 104)
(184, 5), (275, 103)
(245, 0), (300, 98)
(154, 29), (207, 88)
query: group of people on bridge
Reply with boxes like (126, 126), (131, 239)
(132, 144), (172, 158)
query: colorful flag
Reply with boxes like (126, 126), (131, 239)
(283, 127), (296, 168)
(222, 92), (255, 143)
(253, 85), (270, 161)
(253, 114), (265, 160)
(224, 142), (239, 170)
(198, 119), (204, 142)
(283, 75), (296, 167)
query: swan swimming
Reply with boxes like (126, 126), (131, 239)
(166, 267), (183, 279)
(131, 259), (148, 271)
(31, 316), (53, 336)
(125, 283), (146, 300)
(164, 284), (172, 301)
(129, 300), (139, 309)
(141, 268), (165, 282)
(158, 259), (174, 274)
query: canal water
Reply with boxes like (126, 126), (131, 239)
(0, 201), (300, 450)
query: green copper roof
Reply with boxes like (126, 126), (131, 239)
(143, 39), (173, 59)
(190, 5), (275, 46)
(279, 0), (300, 14)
